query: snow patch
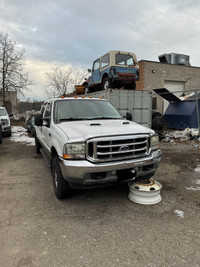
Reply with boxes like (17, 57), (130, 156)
(186, 186), (200, 191)
(10, 126), (35, 146)
(186, 175), (200, 191)
(174, 210), (184, 218)
(194, 165), (200, 174)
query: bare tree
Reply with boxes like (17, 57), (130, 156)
(45, 64), (88, 97)
(72, 65), (88, 86)
(0, 32), (33, 106)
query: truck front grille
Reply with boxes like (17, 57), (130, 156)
(86, 135), (150, 163)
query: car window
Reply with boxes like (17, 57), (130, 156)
(101, 54), (109, 68)
(116, 54), (134, 66)
(44, 103), (51, 118)
(93, 59), (100, 71)
(0, 109), (7, 116)
(41, 105), (46, 116)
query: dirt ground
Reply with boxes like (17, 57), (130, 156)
(0, 128), (200, 267)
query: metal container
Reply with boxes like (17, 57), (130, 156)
(87, 89), (152, 128)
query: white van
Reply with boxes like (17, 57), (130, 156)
(0, 107), (11, 137)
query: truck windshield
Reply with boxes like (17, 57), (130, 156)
(0, 109), (7, 116)
(54, 100), (123, 122)
(116, 54), (134, 66)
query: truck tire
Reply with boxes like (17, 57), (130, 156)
(52, 156), (72, 199)
(7, 130), (12, 137)
(102, 78), (112, 90)
(35, 136), (42, 154)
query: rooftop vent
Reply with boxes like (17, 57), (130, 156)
(158, 53), (190, 66)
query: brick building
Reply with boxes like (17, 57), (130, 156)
(136, 55), (200, 114)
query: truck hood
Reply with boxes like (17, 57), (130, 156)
(57, 119), (153, 141)
(0, 115), (9, 120)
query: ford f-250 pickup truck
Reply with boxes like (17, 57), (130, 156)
(35, 96), (161, 199)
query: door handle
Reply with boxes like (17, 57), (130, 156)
(49, 133), (51, 137)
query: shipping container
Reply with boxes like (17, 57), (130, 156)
(85, 89), (152, 128)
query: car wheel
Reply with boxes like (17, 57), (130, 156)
(52, 156), (72, 199)
(35, 136), (42, 154)
(85, 84), (90, 94)
(102, 78), (112, 90)
(7, 131), (12, 137)
(0, 133), (2, 144)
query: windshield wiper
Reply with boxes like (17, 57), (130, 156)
(58, 117), (121, 122)
(59, 118), (85, 121)
(93, 117), (121, 120)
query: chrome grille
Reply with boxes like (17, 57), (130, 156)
(86, 135), (150, 162)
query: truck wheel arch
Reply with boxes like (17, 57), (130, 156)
(51, 147), (58, 161)
(51, 155), (72, 199)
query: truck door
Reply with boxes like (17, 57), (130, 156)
(40, 102), (52, 154)
(92, 59), (100, 84)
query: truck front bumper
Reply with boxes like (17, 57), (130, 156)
(2, 126), (11, 133)
(59, 149), (162, 188)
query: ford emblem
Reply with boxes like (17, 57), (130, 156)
(119, 145), (130, 151)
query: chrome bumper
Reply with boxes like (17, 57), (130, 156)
(2, 126), (11, 132)
(60, 149), (162, 185)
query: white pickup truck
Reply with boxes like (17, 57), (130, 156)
(35, 96), (161, 199)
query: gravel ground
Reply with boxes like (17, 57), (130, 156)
(0, 131), (200, 267)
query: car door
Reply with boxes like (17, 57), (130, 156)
(92, 59), (101, 84)
(40, 102), (52, 155)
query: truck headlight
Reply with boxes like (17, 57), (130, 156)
(151, 135), (159, 151)
(63, 143), (85, 159)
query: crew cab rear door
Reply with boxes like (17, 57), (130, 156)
(40, 102), (52, 154)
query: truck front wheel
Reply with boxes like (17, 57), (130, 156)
(52, 156), (72, 199)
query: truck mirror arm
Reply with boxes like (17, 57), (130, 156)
(126, 112), (132, 121)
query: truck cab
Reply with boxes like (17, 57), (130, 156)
(85, 50), (140, 93)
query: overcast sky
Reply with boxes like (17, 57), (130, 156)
(1, 0), (200, 101)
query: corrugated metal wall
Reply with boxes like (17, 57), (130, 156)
(86, 89), (152, 128)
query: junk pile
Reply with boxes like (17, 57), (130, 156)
(163, 128), (200, 147)
(154, 88), (200, 129)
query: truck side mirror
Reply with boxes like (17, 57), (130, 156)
(35, 113), (43, 126)
(88, 69), (91, 73)
(126, 112), (132, 121)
